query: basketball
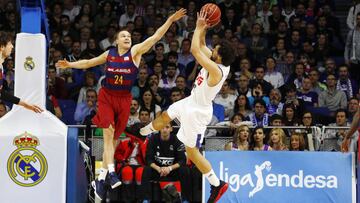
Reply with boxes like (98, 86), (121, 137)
(200, 3), (221, 27)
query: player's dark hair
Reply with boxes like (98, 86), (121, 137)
(218, 40), (235, 66)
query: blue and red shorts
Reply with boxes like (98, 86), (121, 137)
(92, 87), (132, 139)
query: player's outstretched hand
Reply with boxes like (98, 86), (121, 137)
(169, 8), (187, 22)
(196, 10), (209, 30)
(19, 101), (43, 113)
(55, 59), (71, 69)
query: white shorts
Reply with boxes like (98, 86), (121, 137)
(167, 97), (212, 148)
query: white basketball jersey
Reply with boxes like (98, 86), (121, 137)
(189, 64), (230, 106)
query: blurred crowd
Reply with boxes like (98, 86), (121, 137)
(2, 0), (360, 201)
(0, 0), (359, 145)
(0, 0), (359, 152)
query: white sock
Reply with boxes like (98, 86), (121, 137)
(98, 168), (108, 181)
(205, 169), (220, 187)
(140, 123), (155, 135)
(108, 164), (115, 173)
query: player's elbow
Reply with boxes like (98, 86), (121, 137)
(190, 46), (199, 54)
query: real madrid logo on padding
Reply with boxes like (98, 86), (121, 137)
(24, 56), (35, 71)
(7, 132), (48, 187)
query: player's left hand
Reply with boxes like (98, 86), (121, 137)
(169, 8), (187, 22)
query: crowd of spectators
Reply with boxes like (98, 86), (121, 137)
(1, 0), (360, 201)
(0, 0), (359, 148)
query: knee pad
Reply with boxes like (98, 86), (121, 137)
(121, 166), (133, 184)
(135, 167), (144, 185)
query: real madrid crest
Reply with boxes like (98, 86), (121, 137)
(24, 56), (35, 71)
(7, 132), (48, 187)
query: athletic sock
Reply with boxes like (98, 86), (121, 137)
(98, 168), (108, 181)
(205, 169), (220, 187)
(140, 122), (156, 135)
(108, 164), (115, 173)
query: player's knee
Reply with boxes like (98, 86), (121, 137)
(160, 111), (171, 123)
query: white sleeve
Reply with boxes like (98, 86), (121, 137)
(347, 7), (355, 30)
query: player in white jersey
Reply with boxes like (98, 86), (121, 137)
(140, 10), (235, 203)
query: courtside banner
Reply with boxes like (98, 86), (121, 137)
(0, 33), (67, 203)
(204, 151), (355, 203)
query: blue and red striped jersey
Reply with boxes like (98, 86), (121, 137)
(103, 48), (138, 93)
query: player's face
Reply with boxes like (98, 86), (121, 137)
(116, 31), (132, 49)
(1, 41), (13, 58)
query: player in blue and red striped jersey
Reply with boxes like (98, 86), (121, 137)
(0, 31), (42, 113)
(56, 9), (186, 200)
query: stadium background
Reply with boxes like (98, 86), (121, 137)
(1, 0), (359, 202)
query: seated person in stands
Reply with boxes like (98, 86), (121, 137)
(321, 109), (358, 152)
(77, 71), (97, 103)
(0, 101), (8, 118)
(318, 74), (347, 115)
(269, 114), (283, 126)
(126, 108), (152, 136)
(224, 124), (251, 151)
(248, 81), (270, 107)
(232, 93), (252, 118)
(250, 127), (272, 151)
(142, 123), (191, 202)
(347, 97), (359, 122)
(268, 128), (288, 151)
(127, 99), (140, 127)
(74, 88), (97, 124)
(113, 124), (148, 202)
(216, 113), (244, 137)
(246, 99), (270, 127)
(289, 132), (306, 151)
(47, 66), (68, 99)
(267, 88), (284, 116)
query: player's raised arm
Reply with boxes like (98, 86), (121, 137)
(191, 11), (222, 85)
(131, 8), (186, 62)
(199, 24), (212, 58)
(55, 50), (108, 70)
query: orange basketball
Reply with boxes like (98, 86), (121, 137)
(200, 3), (221, 27)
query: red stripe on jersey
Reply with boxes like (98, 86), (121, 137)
(107, 55), (133, 63)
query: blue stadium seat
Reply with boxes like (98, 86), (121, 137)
(58, 99), (76, 125)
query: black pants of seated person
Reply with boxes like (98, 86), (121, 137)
(142, 166), (192, 202)
(108, 165), (146, 202)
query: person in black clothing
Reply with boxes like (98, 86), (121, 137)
(249, 66), (273, 96)
(0, 31), (42, 113)
(142, 123), (191, 202)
